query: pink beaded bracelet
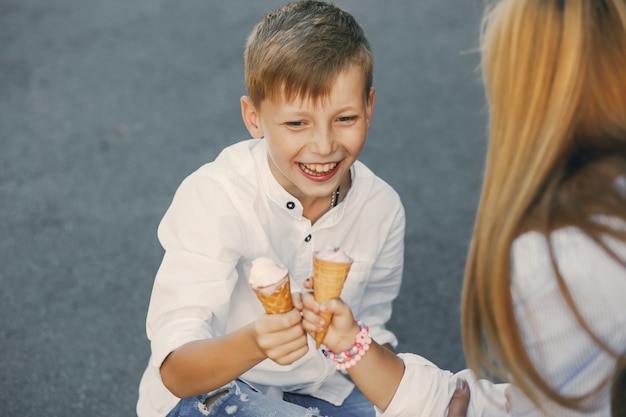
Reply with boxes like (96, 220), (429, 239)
(321, 320), (372, 370)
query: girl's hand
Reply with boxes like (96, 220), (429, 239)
(300, 291), (360, 352)
(253, 308), (308, 365)
(447, 379), (470, 417)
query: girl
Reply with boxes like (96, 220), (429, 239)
(301, 0), (626, 416)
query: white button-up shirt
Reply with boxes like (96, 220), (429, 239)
(376, 354), (508, 417)
(137, 139), (405, 417)
(507, 225), (626, 416)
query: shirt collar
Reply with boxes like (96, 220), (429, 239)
(253, 139), (357, 225)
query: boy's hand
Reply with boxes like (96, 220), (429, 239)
(299, 291), (359, 352)
(253, 308), (308, 365)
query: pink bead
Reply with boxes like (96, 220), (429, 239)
(327, 319), (372, 370)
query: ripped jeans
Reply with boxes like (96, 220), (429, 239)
(165, 379), (376, 417)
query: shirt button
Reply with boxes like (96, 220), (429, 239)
(304, 234), (312, 242)
(286, 201), (295, 209)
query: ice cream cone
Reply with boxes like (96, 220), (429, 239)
(249, 257), (293, 314)
(313, 253), (353, 348)
(253, 274), (293, 314)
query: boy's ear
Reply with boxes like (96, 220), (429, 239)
(240, 96), (264, 138)
(366, 87), (376, 130)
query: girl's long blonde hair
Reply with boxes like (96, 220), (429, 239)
(463, 0), (626, 410)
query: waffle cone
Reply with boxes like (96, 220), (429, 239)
(253, 275), (293, 314)
(312, 255), (352, 348)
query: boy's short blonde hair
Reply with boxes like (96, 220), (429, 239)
(244, 0), (373, 107)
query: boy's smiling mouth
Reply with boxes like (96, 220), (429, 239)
(299, 162), (339, 177)
(297, 161), (343, 182)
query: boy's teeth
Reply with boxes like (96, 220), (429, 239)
(300, 162), (337, 174)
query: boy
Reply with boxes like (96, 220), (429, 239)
(137, 2), (405, 416)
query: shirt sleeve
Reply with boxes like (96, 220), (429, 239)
(145, 173), (245, 368)
(377, 353), (509, 417)
(356, 199), (405, 348)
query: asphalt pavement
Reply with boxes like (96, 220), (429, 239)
(0, 1), (487, 415)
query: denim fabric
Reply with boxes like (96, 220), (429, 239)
(165, 380), (319, 417)
(283, 385), (376, 417)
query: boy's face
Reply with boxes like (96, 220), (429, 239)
(241, 65), (375, 207)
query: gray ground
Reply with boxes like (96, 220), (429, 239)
(0, 1), (488, 415)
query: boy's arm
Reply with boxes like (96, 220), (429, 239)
(160, 309), (308, 398)
(148, 177), (308, 398)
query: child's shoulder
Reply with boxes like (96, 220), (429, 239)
(352, 160), (402, 203)
(177, 139), (263, 195)
(200, 138), (260, 172)
(186, 139), (261, 180)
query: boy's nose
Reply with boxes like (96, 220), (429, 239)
(311, 128), (333, 155)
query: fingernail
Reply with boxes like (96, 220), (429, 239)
(456, 378), (467, 390)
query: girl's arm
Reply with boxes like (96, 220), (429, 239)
(341, 329), (406, 410)
(160, 308), (308, 398)
(294, 292), (472, 417)
(299, 293), (404, 410)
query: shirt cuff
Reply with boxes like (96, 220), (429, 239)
(149, 318), (213, 369)
(377, 353), (509, 417)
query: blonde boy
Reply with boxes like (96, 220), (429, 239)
(137, 2), (405, 416)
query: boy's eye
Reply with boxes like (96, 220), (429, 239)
(338, 115), (357, 123)
(285, 121), (304, 127)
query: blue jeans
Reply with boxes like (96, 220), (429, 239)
(165, 379), (376, 417)
(283, 385), (376, 417)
